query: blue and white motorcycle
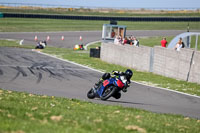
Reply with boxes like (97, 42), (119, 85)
(87, 76), (128, 101)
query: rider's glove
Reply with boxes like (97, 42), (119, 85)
(122, 81), (130, 92)
(112, 71), (117, 75)
(112, 71), (122, 75)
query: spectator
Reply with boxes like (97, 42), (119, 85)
(123, 37), (128, 45)
(114, 36), (119, 44)
(174, 37), (184, 51)
(132, 37), (139, 47)
(127, 36), (132, 45)
(161, 37), (167, 48)
(114, 35), (122, 45)
(129, 36), (134, 45)
(111, 29), (116, 38)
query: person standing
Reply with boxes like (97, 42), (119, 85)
(174, 37), (184, 51)
(132, 37), (139, 47)
(161, 37), (167, 48)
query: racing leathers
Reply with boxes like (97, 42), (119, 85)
(95, 70), (131, 93)
(111, 71), (131, 92)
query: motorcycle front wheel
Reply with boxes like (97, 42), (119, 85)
(87, 88), (95, 99)
(100, 86), (117, 101)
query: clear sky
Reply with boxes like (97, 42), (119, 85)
(0, 0), (200, 9)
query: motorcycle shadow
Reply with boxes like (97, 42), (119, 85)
(93, 98), (154, 106)
(107, 99), (152, 106)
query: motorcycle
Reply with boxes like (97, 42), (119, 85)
(87, 76), (127, 101)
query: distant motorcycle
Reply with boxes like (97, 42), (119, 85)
(87, 76), (127, 101)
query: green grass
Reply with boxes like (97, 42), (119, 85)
(1, 88), (200, 133)
(1, 40), (200, 96)
(0, 18), (108, 32)
(1, 14), (200, 132)
(139, 36), (174, 47)
(139, 35), (200, 50)
(0, 18), (200, 32)
(0, 39), (34, 49)
(1, 39), (200, 132)
(190, 35), (200, 50)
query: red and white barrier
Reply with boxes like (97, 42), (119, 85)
(46, 36), (50, 41)
(34, 36), (38, 41)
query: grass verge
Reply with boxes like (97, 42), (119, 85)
(139, 36), (200, 50)
(1, 88), (200, 133)
(0, 18), (200, 32)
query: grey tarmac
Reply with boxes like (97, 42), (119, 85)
(1, 30), (199, 48)
(0, 30), (200, 119)
(0, 47), (200, 119)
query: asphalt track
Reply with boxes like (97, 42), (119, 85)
(1, 30), (200, 119)
(0, 30), (196, 48)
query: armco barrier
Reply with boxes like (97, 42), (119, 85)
(101, 42), (200, 84)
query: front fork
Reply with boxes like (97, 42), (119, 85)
(93, 81), (103, 97)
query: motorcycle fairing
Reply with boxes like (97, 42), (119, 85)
(97, 78), (121, 97)
(116, 79), (124, 89)
(103, 80), (109, 87)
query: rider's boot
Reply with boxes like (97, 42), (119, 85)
(113, 92), (121, 99)
(93, 80), (102, 92)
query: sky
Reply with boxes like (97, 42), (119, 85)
(0, 0), (200, 9)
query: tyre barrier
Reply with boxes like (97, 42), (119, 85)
(3, 13), (200, 21)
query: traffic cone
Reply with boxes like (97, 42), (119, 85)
(46, 36), (50, 41)
(61, 36), (64, 41)
(80, 36), (82, 41)
(34, 36), (38, 41)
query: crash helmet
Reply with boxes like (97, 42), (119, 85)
(125, 69), (133, 80)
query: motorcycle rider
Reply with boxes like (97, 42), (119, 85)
(94, 69), (133, 99)
(35, 40), (47, 49)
